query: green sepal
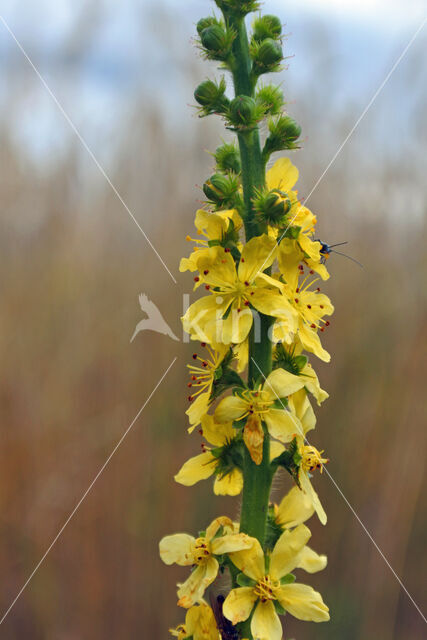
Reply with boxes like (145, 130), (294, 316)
(273, 600), (287, 616)
(280, 573), (296, 585)
(273, 343), (306, 375)
(271, 437), (302, 486)
(264, 505), (284, 552)
(280, 224), (301, 240)
(272, 397), (288, 409)
(294, 355), (308, 370)
(210, 350), (246, 402)
(236, 572), (256, 587)
(214, 142), (242, 174)
(215, 0), (260, 18)
(211, 525), (225, 541)
(198, 530), (206, 538)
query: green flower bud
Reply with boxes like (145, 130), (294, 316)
(252, 14), (282, 42)
(203, 173), (240, 207)
(252, 37), (283, 73)
(194, 77), (230, 116)
(215, 0), (260, 18)
(253, 188), (291, 226)
(200, 24), (235, 61)
(214, 142), (241, 174)
(256, 84), (285, 116)
(228, 95), (264, 129)
(263, 115), (302, 157)
(196, 16), (221, 36)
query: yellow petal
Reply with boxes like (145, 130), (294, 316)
(214, 469), (243, 496)
(219, 303), (253, 344)
(227, 538), (265, 581)
(174, 452), (216, 486)
(264, 408), (302, 442)
(300, 363), (329, 405)
(276, 583), (330, 622)
(243, 414), (265, 465)
(276, 486), (314, 528)
(250, 289), (296, 329)
(299, 469), (327, 525)
(223, 587), (257, 625)
(182, 294), (231, 343)
(277, 239), (302, 291)
(234, 339), (249, 373)
(296, 545), (327, 573)
(186, 392), (210, 430)
(185, 603), (219, 640)
(298, 325), (330, 362)
(238, 234), (277, 283)
(266, 157), (299, 192)
(215, 395), (248, 423)
(177, 557), (219, 608)
(269, 440), (285, 462)
(194, 208), (228, 240)
(264, 368), (305, 398)
(211, 532), (253, 555)
(205, 516), (235, 541)
(288, 389), (316, 436)
(196, 246), (237, 288)
(251, 599), (282, 640)
(201, 413), (234, 446)
(159, 533), (196, 566)
(270, 524), (311, 580)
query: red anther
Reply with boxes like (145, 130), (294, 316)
(224, 248), (230, 253)
(205, 285), (210, 290)
(188, 395), (194, 402)
(187, 383), (192, 388)
(244, 301), (250, 306)
(202, 361), (208, 367)
(194, 276), (200, 282)
(250, 291), (254, 295)
(310, 323), (316, 328)
(198, 429), (203, 435)
(326, 321), (330, 326)
(298, 265), (304, 271)
(241, 257), (245, 262)
(192, 354), (197, 359)
(320, 327), (325, 332)
(307, 304), (312, 309)
(244, 281), (250, 286)
(237, 308), (241, 313)
(191, 375), (197, 380)
(294, 298), (299, 303)
(296, 288), (300, 293)
(316, 287), (321, 292)
(320, 305), (324, 309)
(254, 392), (258, 397)
(249, 409), (254, 414)
(310, 270), (314, 274)
(203, 270), (209, 275)
(201, 342), (206, 347)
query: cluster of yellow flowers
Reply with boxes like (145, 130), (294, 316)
(160, 158), (333, 640)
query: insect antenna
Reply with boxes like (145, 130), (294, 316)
(328, 241), (348, 248)
(331, 249), (364, 268)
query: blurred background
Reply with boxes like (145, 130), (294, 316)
(0, 0), (426, 638)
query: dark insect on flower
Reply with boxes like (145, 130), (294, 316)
(315, 240), (363, 268)
(210, 593), (239, 640)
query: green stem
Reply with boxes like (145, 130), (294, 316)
(226, 13), (274, 550)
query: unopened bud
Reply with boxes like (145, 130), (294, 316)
(229, 95), (257, 126)
(252, 14), (282, 42)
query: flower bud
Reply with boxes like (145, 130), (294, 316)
(214, 142), (241, 174)
(229, 95), (257, 126)
(264, 115), (302, 156)
(253, 188), (291, 225)
(252, 14), (282, 42)
(200, 24), (234, 61)
(194, 78), (229, 116)
(203, 173), (239, 207)
(252, 37), (283, 72)
(196, 17), (219, 36)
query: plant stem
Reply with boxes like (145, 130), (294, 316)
(227, 14), (273, 548)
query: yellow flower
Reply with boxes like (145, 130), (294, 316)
(180, 208), (243, 274)
(182, 235), (296, 345)
(266, 157), (299, 194)
(159, 516), (253, 608)
(276, 249), (334, 362)
(170, 602), (220, 640)
(272, 342), (329, 406)
(223, 525), (329, 640)
(214, 368), (305, 462)
(274, 486), (327, 573)
(186, 344), (229, 431)
(175, 414), (284, 496)
(289, 390), (328, 525)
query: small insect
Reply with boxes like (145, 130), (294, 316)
(210, 593), (239, 640)
(315, 240), (364, 268)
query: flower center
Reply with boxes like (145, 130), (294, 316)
(242, 389), (274, 418)
(187, 345), (219, 402)
(254, 575), (280, 603)
(301, 445), (329, 473)
(193, 537), (211, 564)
